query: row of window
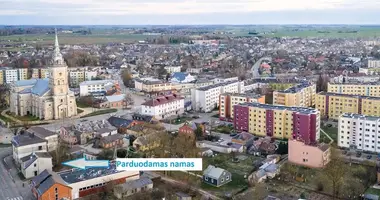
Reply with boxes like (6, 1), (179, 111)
(79, 182), (106, 191)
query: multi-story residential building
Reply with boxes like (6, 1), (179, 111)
(315, 92), (380, 120)
(79, 80), (116, 96)
(85, 71), (98, 81)
(164, 66), (181, 73)
(31, 68), (40, 79)
(186, 68), (203, 74)
(134, 78), (173, 95)
(219, 92), (265, 121)
(4, 68), (19, 83)
(288, 139), (330, 168)
(0, 70), (4, 85)
(18, 68), (28, 80)
(191, 81), (244, 112)
(234, 102), (320, 144)
(338, 113), (380, 153)
(368, 60), (380, 68)
(328, 82), (380, 97)
(69, 70), (85, 87)
(332, 75), (380, 84)
(141, 93), (184, 120)
(273, 82), (316, 107)
(40, 68), (50, 79)
(12, 132), (48, 165)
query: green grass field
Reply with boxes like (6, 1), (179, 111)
(1, 33), (158, 45)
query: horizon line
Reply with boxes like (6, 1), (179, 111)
(2, 23), (380, 26)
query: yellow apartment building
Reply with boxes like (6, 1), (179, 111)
(234, 102), (319, 143)
(327, 82), (380, 97)
(315, 92), (380, 119)
(31, 68), (40, 79)
(273, 82), (316, 107)
(69, 70), (85, 87)
(18, 68), (28, 80)
(134, 78), (173, 93)
(219, 93), (265, 120)
(0, 70), (4, 85)
(40, 68), (49, 78)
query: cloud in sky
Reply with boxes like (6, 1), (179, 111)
(0, 0), (379, 24)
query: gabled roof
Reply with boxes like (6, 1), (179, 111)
(31, 169), (69, 196)
(28, 127), (56, 138)
(31, 79), (50, 96)
(14, 79), (38, 87)
(12, 133), (47, 147)
(21, 152), (52, 169)
(101, 134), (124, 143)
(203, 165), (228, 179)
(118, 177), (152, 191)
(142, 93), (184, 107)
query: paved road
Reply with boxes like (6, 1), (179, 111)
(0, 147), (31, 200)
(251, 57), (272, 78)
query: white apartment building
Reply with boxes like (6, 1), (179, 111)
(338, 113), (380, 153)
(12, 133), (48, 165)
(85, 71), (98, 80)
(5, 68), (19, 83)
(368, 60), (380, 68)
(164, 66), (181, 73)
(21, 152), (53, 179)
(141, 93), (184, 120)
(79, 80), (116, 96)
(191, 81), (244, 112)
(186, 68), (203, 74)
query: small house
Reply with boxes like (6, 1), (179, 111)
(20, 152), (53, 179)
(114, 177), (153, 199)
(203, 165), (232, 187)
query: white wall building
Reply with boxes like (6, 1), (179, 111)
(12, 133), (48, 165)
(141, 94), (184, 120)
(191, 81), (244, 112)
(338, 113), (380, 153)
(5, 69), (19, 83)
(368, 60), (380, 68)
(79, 80), (116, 96)
(85, 71), (98, 81)
(21, 152), (53, 179)
(164, 66), (181, 74)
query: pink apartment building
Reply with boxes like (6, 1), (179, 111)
(288, 139), (330, 168)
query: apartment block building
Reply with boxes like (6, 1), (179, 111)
(273, 82), (316, 107)
(315, 92), (380, 120)
(31, 68), (40, 79)
(368, 60), (380, 68)
(4, 68), (19, 83)
(219, 93), (265, 121)
(338, 113), (380, 153)
(40, 68), (50, 79)
(234, 102), (320, 144)
(0, 70), (4, 85)
(18, 68), (28, 80)
(328, 82), (380, 97)
(191, 81), (244, 112)
(134, 78), (173, 94)
(141, 93), (184, 120)
(79, 80), (116, 96)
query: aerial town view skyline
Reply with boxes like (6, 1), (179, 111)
(1, 1), (380, 200)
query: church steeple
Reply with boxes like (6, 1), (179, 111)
(52, 28), (64, 65)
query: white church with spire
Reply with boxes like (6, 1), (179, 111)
(9, 30), (77, 120)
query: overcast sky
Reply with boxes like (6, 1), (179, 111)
(1, 0), (379, 25)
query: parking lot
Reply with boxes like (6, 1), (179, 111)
(340, 149), (379, 164)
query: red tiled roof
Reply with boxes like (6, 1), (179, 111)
(142, 94), (184, 107)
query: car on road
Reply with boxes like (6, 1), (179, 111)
(367, 155), (372, 159)
(80, 119), (88, 122)
(356, 152), (362, 157)
(192, 115), (200, 119)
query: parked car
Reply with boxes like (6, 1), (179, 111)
(342, 150), (347, 155)
(230, 133), (237, 137)
(192, 115), (200, 119)
(356, 152), (362, 157)
(367, 155), (372, 159)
